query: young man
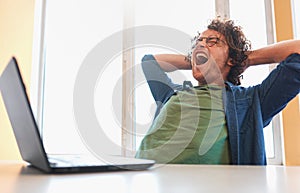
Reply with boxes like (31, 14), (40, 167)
(135, 18), (300, 165)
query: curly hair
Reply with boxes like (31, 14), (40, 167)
(187, 18), (252, 85)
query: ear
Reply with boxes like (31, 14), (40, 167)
(226, 58), (234, 67)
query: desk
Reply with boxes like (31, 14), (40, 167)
(1, 161), (300, 193)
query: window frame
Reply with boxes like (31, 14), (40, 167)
(31, 0), (47, 136)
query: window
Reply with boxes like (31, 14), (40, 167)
(32, 0), (281, 163)
(292, 0), (300, 39)
(32, 0), (123, 155)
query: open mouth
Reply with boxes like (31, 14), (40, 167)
(195, 52), (208, 65)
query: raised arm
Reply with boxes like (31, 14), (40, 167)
(245, 39), (300, 66)
(154, 40), (300, 71)
(154, 54), (192, 72)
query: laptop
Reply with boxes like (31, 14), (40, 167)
(0, 57), (155, 173)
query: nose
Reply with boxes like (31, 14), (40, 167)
(195, 41), (206, 49)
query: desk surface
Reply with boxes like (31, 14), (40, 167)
(1, 161), (300, 193)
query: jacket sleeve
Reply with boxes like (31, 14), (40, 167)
(141, 55), (182, 117)
(258, 53), (300, 126)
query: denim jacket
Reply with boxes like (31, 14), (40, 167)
(141, 53), (300, 165)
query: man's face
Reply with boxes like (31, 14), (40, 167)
(191, 29), (232, 85)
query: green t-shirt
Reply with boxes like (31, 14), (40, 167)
(136, 85), (231, 164)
